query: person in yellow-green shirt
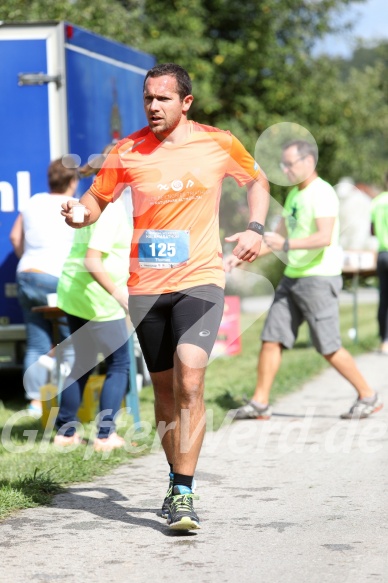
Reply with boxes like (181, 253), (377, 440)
(229, 140), (383, 420)
(371, 173), (388, 354)
(54, 151), (132, 452)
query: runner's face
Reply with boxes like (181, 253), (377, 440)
(143, 75), (193, 140)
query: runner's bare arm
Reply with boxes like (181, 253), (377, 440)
(265, 216), (335, 251)
(84, 248), (129, 313)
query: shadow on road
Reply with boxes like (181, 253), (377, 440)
(55, 486), (198, 537)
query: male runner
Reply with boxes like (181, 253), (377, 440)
(62, 63), (269, 530)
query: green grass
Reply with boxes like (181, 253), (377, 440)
(0, 468), (62, 519)
(0, 302), (379, 520)
(0, 404), (155, 520)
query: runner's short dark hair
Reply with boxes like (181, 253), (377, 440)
(143, 63), (192, 101)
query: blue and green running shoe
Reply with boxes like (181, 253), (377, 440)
(167, 486), (200, 531)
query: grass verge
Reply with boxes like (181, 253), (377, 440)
(0, 302), (379, 520)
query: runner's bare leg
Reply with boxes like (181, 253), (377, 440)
(172, 343), (208, 476)
(152, 344), (208, 474)
(152, 369), (175, 464)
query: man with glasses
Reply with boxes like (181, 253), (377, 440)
(231, 139), (383, 421)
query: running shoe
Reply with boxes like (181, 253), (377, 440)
(340, 392), (383, 419)
(232, 399), (272, 420)
(161, 476), (197, 518)
(167, 486), (200, 531)
(161, 473), (174, 519)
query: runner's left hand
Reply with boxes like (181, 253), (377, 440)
(225, 230), (262, 263)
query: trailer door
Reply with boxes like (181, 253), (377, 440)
(0, 23), (67, 324)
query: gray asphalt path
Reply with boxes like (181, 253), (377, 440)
(1, 352), (387, 583)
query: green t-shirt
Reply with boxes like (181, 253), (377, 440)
(283, 177), (342, 278)
(371, 191), (388, 252)
(57, 199), (132, 321)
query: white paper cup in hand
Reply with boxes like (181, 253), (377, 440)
(72, 203), (86, 223)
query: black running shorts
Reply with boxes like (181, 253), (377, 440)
(128, 284), (224, 373)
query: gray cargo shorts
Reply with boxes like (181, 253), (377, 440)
(261, 275), (343, 355)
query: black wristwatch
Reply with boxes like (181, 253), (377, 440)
(283, 238), (290, 253)
(247, 221), (265, 236)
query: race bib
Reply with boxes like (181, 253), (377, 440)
(138, 230), (190, 268)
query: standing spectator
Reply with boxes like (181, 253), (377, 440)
(371, 172), (388, 354)
(9, 159), (77, 416)
(54, 151), (132, 452)
(228, 140), (383, 421)
(61, 63), (269, 530)
(336, 177), (373, 251)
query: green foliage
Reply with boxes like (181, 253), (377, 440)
(136, 0), (386, 231)
(329, 42), (388, 184)
(0, 0), (144, 46)
(2, 0), (387, 225)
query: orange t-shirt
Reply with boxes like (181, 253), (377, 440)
(90, 121), (262, 295)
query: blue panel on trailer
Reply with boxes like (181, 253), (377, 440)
(65, 30), (154, 187)
(0, 39), (51, 191)
(0, 23), (156, 324)
(66, 48), (148, 163)
(64, 22), (155, 72)
(0, 38), (51, 323)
